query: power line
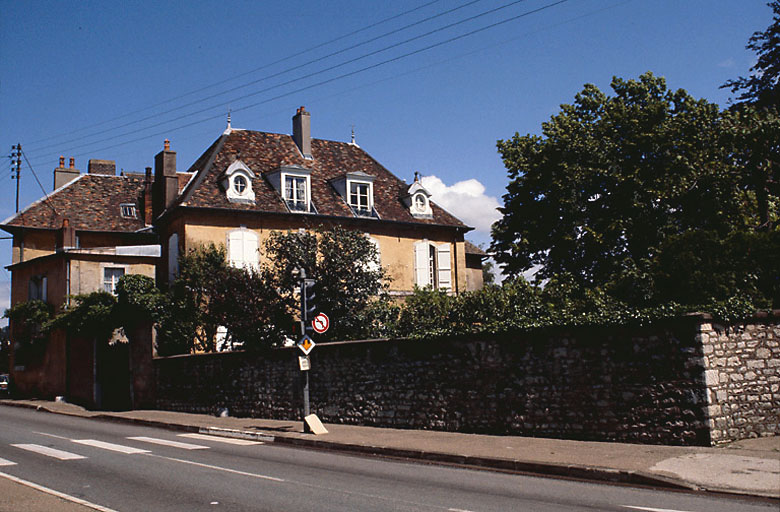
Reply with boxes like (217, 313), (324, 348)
(27, 0), (570, 162)
(22, 0), (446, 149)
(25, 0), (485, 157)
(26, 0), (537, 160)
(20, 148), (58, 216)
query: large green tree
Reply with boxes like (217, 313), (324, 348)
(722, 1), (780, 108)
(491, 73), (776, 305)
(265, 226), (387, 340)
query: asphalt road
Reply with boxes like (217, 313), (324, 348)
(0, 405), (774, 512)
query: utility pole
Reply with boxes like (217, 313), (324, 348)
(11, 144), (21, 212)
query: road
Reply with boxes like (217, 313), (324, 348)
(0, 405), (774, 512)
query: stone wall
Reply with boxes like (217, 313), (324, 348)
(700, 315), (780, 444)
(156, 315), (780, 445)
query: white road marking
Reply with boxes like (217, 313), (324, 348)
(623, 506), (694, 512)
(11, 443), (86, 460)
(448, 509), (475, 512)
(127, 436), (209, 450)
(33, 431), (69, 440)
(178, 433), (263, 446)
(72, 439), (151, 454)
(143, 453), (284, 482)
(0, 471), (118, 512)
(0, 457), (17, 466)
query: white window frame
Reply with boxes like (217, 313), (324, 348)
(103, 267), (126, 295)
(414, 240), (451, 291)
(227, 228), (259, 270)
(120, 203), (137, 219)
(348, 179), (374, 217)
(283, 173), (311, 212)
(222, 160), (256, 204)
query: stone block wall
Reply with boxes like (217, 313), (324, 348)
(155, 317), (738, 445)
(700, 316), (780, 444)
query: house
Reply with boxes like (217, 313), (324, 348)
(155, 107), (473, 295)
(1, 106), (477, 402)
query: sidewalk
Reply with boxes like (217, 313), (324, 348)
(2, 399), (778, 500)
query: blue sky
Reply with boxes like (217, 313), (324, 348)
(0, 0), (772, 321)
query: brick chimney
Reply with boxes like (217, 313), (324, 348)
(152, 139), (178, 220)
(143, 166), (153, 225)
(53, 156), (80, 190)
(292, 106), (312, 159)
(87, 159), (116, 175)
(56, 218), (77, 251)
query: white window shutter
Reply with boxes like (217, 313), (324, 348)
(168, 233), (179, 282)
(243, 231), (259, 270)
(414, 241), (430, 287)
(437, 243), (452, 291)
(365, 235), (381, 273)
(228, 231), (244, 268)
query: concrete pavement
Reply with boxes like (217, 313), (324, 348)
(2, 398), (778, 500)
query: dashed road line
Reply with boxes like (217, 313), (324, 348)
(127, 436), (209, 450)
(623, 506), (694, 512)
(142, 452), (284, 482)
(72, 439), (151, 454)
(11, 444), (86, 461)
(178, 433), (264, 446)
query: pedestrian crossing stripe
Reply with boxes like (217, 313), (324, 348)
(72, 439), (151, 454)
(126, 436), (209, 450)
(11, 444), (86, 460)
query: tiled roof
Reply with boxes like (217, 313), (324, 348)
(177, 130), (469, 229)
(1, 174), (146, 232)
(464, 241), (487, 256)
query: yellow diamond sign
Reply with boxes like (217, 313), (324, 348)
(298, 335), (315, 355)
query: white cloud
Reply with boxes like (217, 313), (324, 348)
(420, 175), (501, 236)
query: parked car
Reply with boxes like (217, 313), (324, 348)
(0, 374), (9, 395)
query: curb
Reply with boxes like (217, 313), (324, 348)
(3, 400), (776, 500)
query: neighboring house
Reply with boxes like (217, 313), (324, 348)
(0, 106), (478, 401)
(464, 241), (488, 291)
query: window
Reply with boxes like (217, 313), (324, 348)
(221, 160), (256, 204)
(284, 175), (308, 212)
(168, 233), (179, 282)
(414, 241), (451, 291)
(228, 228), (259, 270)
(349, 182), (371, 216)
(28, 275), (47, 302)
(120, 204), (137, 218)
(104, 267), (125, 295)
(233, 175), (247, 195)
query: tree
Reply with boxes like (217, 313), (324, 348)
(722, 1), (780, 108)
(491, 72), (776, 306)
(265, 226), (387, 340)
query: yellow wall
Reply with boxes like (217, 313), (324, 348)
(168, 211), (468, 294)
(68, 259), (156, 297)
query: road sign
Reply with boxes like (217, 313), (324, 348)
(298, 356), (311, 371)
(297, 335), (315, 355)
(312, 312), (330, 334)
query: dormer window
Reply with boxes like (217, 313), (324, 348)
(349, 182), (371, 216)
(120, 203), (137, 218)
(285, 175), (308, 212)
(331, 171), (377, 218)
(220, 160), (256, 204)
(265, 165), (315, 213)
(402, 174), (433, 219)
